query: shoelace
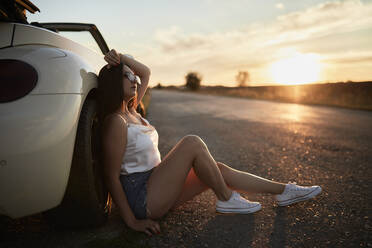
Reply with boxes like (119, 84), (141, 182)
(287, 182), (309, 192)
(230, 192), (240, 202)
(233, 193), (256, 206)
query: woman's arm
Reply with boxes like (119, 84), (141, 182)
(102, 114), (135, 224)
(103, 49), (150, 108)
(102, 114), (160, 236)
(119, 53), (150, 107)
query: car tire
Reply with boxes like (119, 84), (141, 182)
(44, 98), (111, 228)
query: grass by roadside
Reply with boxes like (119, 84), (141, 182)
(157, 81), (372, 111)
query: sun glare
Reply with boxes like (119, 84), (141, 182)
(270, 53), (321, 85)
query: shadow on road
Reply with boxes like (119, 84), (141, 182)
(197, 214), (256, 247)
(268, 207), (288, 248)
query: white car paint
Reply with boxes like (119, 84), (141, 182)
(0, 23), (13, 47)
(0, 22), (107, 218)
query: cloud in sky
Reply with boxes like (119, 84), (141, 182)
(276, 3), (285, 9)
(135, 0), (372, 86)
(272, 0), (372, 42)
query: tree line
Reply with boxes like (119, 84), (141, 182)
(155, 70), (250, 90)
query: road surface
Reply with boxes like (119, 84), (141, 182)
(145, 90), (371, 247)
(1, 89), (371, 247)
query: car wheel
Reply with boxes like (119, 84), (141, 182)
(44, 98), (111, 228)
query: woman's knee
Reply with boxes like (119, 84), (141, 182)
(181, 135), (206, 150)
(216, 162), (229, 175)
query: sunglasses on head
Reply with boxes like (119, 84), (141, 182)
(124, 71), (141, 85)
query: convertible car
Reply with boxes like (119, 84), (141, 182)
(0, 0), (115, 227)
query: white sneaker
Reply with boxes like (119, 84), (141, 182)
(216, 191), (262, 214)
(275, 182), (322, 206)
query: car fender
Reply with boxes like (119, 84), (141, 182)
(0, 45), (105, 218)
(0, 45), (105, 95)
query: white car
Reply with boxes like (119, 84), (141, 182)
(0, 0), (112, 227)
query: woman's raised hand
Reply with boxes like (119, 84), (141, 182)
(104, 49), (121, 69)
(129, 219), (161, 236)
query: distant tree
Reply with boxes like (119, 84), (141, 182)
(155, 82), (163, 89)
(235, 71), (250, 87)
(185, 72), (202, 91)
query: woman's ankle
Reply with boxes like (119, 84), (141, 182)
(217, 189), (233, 201)
(275, 183), (287, 194)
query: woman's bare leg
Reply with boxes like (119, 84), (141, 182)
(146, 135), (287, 219)
(216, 162), (285, 194)
(170, 168), (209, 210)
(169, 163), (286, 209)
(146, 135), (232, 219)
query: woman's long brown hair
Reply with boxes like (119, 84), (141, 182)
(96, 63), (135, 203)
(97, 63), (137, 125)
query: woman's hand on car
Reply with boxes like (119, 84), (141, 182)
(129, 219), (161, 236)
(104, 49), (121, 69)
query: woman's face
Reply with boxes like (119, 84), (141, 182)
(122, 64), (137, 101)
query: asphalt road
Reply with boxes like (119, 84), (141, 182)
(145, 90), (372, 247)
(1, 89), (371, 247)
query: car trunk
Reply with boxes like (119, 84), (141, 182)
(1, 22), (107, 72)
(0, 23), (15, 48)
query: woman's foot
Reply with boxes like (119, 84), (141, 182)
(216, 191), (262, 214)
(275, 182), (322, 206)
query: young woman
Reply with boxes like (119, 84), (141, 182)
(98, 49), (322, 237)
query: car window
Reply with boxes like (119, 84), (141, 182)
(59, 31), (102, 55)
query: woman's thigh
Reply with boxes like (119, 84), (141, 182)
(171, 168), (209, 210)
(146, 136), (205, 219)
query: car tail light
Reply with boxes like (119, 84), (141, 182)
(0, 59), (38, 103)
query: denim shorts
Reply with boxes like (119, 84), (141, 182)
(119, 168), (154, 219)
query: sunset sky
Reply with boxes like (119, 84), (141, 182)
(28, 0), (372, 87)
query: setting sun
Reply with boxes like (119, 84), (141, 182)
(270, 53), (322, 85)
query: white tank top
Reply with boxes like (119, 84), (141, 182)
(118, 114), (161, 175)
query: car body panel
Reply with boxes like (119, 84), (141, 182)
(0, 22), (14, 47)
(12, 23), (106, 73)
(1, 45), (102, 95)
(0, 22), (108, 218)
(0, 94), (82, 218)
